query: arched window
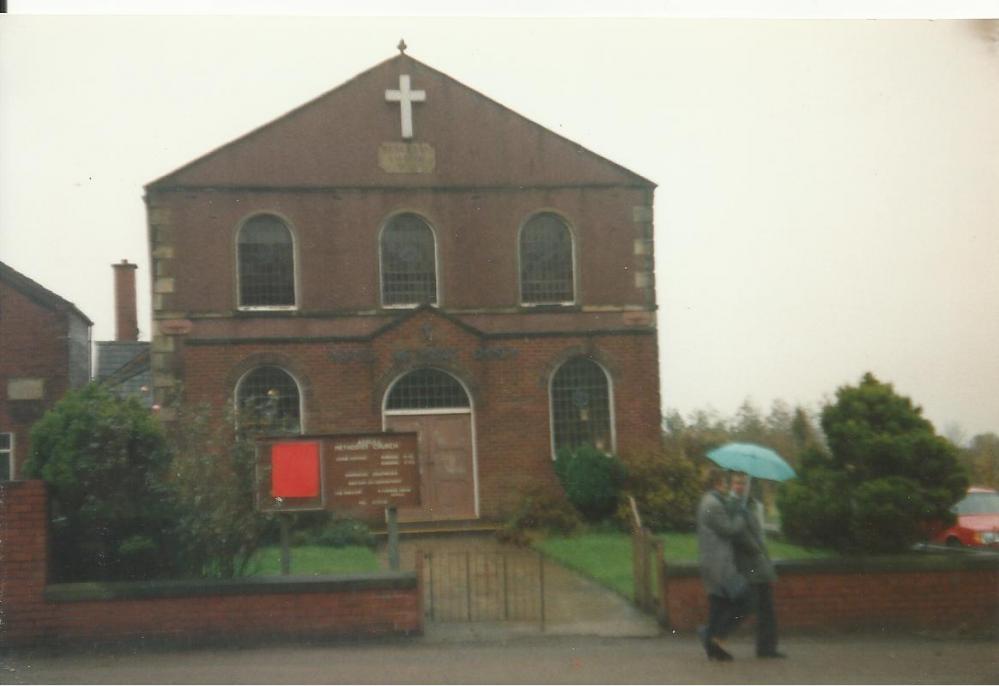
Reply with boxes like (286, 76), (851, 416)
(520, 212), (574, 304)
(551, 357), (612, 454)
(236, 366), (302, 434)
(386, 368), (469, 411)
(381, 213), (437, 306)
(237, 214), (296, 308)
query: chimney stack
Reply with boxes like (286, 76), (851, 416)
(112, 260), (139, 342)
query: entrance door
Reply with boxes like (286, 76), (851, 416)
(385, 413), (475, 521)
(383, 368), (477, 522)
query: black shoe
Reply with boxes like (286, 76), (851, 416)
(708, 640), (734, 661)
(757, 651), (787, 659)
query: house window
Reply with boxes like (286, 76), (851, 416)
(237, 214), (296, 308)
(381, 213), (438, 306)
(386, 368), (469, 411)
(520, 212), (574, 304)
(0, 433), (12, 481)
(236, 366), (302, 434)
(551, 357), (612, 455)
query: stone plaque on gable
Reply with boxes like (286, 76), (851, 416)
(378, 142), (436, 174)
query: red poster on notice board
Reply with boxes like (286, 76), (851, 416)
(271, 441), (320, 498)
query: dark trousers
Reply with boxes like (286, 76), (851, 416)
(751, 582), (778, 656)
(706, 592), (751, 641)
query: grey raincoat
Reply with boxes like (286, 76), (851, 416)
(696, 489), (748, 598)
(732, 498), (777, 584)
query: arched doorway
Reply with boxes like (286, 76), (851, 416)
(383, 368), (477, 521)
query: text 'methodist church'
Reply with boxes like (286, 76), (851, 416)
(145, 46), (661, 525)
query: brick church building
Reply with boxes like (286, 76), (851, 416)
(144, 48), (661, 523)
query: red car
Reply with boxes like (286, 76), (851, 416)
(931, 487), (999, 548)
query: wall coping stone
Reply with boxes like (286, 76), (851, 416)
(664, 552), (999, 578)
(44, 571), (417, 603)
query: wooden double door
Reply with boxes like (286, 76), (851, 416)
(385, 411), (476, 521)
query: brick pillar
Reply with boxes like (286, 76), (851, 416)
(0, 480), (55, 646)
(112, 259), (139, 342)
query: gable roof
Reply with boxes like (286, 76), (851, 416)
(0, 260), (93, 326)
(148, 53), (654, 191)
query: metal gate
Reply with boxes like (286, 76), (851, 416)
(419, 549), (546, 627)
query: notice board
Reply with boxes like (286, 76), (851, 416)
(257, 432), (420, 517)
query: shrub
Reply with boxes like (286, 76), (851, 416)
(777, 373), (968, 554)
(554, 444), (626, 522)
(168, 402), (270, 578)
(23, 384), (176, 581)
(613, 448), (703, 532)
(850, 476), (926, 553)
(316, 518), (376, 548)
(497, 485), (582, 545)
(267, 511), (375, 548)
(776, 462), (853, 551)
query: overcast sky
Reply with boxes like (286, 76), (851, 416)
(2, 11), (998, 439)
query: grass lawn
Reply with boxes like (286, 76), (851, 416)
(534, 531), (834, 599)
(244, 545), (380, 576)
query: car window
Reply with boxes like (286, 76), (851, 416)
(955, 492), (999, 515)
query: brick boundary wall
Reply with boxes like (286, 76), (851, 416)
(0, 481), (422, 647)
(661, 555), (999, 635)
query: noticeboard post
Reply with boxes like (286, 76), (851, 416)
(256, 432), (421, 573)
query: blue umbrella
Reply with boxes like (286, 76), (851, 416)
(706, 442), (796, 482)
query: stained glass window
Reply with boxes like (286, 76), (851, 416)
(551, 357), (612, 454)
(381, 213), (437, 306)
(520, 213), (574, 304)
(238, 215), (295, 307)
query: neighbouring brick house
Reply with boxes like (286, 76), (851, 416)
(0, 261), (92, 481)
(145, 48), (661, 523)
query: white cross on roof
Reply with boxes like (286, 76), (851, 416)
(385, 74), (426, 140)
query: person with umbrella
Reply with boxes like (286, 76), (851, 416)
(696, 467), (751, 661)
(730, 471), (787, 659)
(704, 443), (796, 660)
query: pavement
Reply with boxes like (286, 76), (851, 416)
(3, 633), (997, 684)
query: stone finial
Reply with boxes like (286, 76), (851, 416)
(397, 39), (408, 54)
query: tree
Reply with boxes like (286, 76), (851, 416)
(23, 384), (177, 581)
(778, 373), (968, 553)
(959, 433), (999, 488)
(168, 401), (271, 578)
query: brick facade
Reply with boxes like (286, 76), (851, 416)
(0, 263), (92, 479)
(144, 52), (661, 523)
(0, 481), (422, 647)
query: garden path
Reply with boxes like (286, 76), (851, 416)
(378, 532), (662, 639)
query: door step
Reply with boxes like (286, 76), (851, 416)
(372, 519), (500, 537)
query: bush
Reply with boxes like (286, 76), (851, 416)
(613, 448), (703, 532)
(777, 463), (853, 551)
(554, 445), (626, 522)
(497, 485), (582, 545)
(316, 519), (376, 548)
(850, 476), (926, 553)
(23, 384), (176, 582)
(777, 374), (968, 554)
(168, 402), (270, 578)
(271, 511), (375, 548)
